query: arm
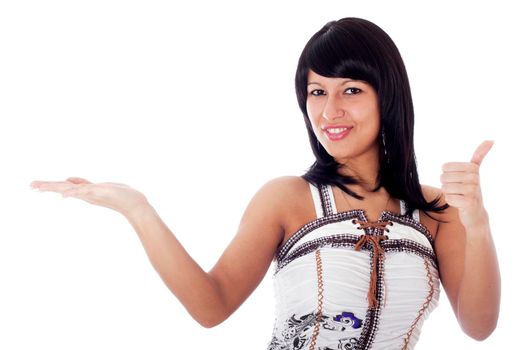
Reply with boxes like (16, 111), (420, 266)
(31, 176), (289, 328)
(435, 204), (500, 340)
(435, 141), (501, 340)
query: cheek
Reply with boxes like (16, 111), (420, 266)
(307, 116), (319, 137)
(306, 99), (322, 126)
(355, 104), (381, 130)
(305, 104), (315, 127)
(305, 100), (314, 118)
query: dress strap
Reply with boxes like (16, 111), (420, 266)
(308, 183), (336, 218)
(325, 184), (338, 215)
(309, 183), (325, 218)
(400, 199), (420, 222)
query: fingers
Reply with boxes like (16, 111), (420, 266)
(442, 194), (475, 208)
(30, 181), (42, 189)
(31, 181), (70, 192)
(470, 140), (494, 166)
(440, 171), (479, 184)
(31, 179), (146, 214)
(441, 183), (477, 196)
(62, 184), (92, 198)
(31, 177), (92, 190)
(30, 180), (87, 195)
(442, 162), (479, 173)
(440, 141), (492, 215)
(66, 177), (91, 184)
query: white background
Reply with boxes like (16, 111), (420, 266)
(1, 0), (513, 348)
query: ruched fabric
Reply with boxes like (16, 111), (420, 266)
(268, 184), (439, 350)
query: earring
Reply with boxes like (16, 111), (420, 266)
(382, 129), (390, 163)
(381, 129), (386, 149)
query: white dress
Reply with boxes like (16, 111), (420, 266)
(267, 183), (440, 350)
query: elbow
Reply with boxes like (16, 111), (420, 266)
(196, 316), (221, 329)
(192, 309), (230, 329)
(461, 316), (498, 341)
(467, 330), (495, 342)
(467, 324), (497, 342)
(183, 279), (234, 328)
(195, 319), (223, 328)
(457, 296), (500, 341)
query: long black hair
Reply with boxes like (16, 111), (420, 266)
(296, 17), (447, 216)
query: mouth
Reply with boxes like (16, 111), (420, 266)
(323, 125), (353, 141)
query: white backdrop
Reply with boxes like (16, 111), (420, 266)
(1, 0), (513, 349)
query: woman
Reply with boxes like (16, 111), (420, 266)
(31, 17), (500, 349)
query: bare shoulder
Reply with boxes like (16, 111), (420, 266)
(261, 175), (309, 191)
(253, 176), (314, 240)
(240, 176), (305, 218)
(256, 175), (310, 204)
(208, 176), (312, 316)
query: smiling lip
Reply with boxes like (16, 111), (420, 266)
(323, 125), (353, 141)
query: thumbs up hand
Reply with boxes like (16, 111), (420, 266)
(440, 140), (494, 229)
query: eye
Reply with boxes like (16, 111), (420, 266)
(344, 87), (362, 95)
(309, 89), (325, 96)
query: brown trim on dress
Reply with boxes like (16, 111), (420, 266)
(402, 258), (436, 349)
(308, 249), (324, 350)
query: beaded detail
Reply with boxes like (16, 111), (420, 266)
(318, 184), (334, 217)
(380, 211), (435, 249)
(276, 210), (366, 262)
(276, 234), (438, 274)
(268, 183), (440, 350)
(277, 209), (434, 263)
(356, 250), (386, 349)
(308, 249), (324, 349)
(402, 258), (436, 349)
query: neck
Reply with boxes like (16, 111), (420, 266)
(336, 147), (381, 192)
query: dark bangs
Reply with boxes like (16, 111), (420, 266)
(295, 17), (447, 217)
(305, 25), (380, 89)
(295, 19), (394, 118)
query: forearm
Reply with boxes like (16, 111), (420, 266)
(124, 203), (227, 327)
(456, 215), (501, 340)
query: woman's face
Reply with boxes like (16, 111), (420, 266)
(306, 69), (381, 164)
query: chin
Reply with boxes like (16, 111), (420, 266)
(328, 153), (351, 164)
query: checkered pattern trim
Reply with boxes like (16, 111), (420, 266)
(276, 234), (438, 274)
(276, 210), (366, 262)
(317, 184), (334, 217)
(276, 209), (434, 264)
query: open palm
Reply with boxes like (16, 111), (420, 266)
(31, 177), (148, 217)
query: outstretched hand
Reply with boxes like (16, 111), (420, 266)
(440, 140), (493, 228)
(31, 177), (149, 217)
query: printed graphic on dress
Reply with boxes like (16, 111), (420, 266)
(267, 311), (362, 350)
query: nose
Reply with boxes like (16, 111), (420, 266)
(322, 94), (345, 120)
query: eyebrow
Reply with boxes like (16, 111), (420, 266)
(307, 79), (357, 86)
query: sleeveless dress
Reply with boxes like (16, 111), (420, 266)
(267, 183), (440, 350)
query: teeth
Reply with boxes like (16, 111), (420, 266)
(327, 127), (348, 134)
